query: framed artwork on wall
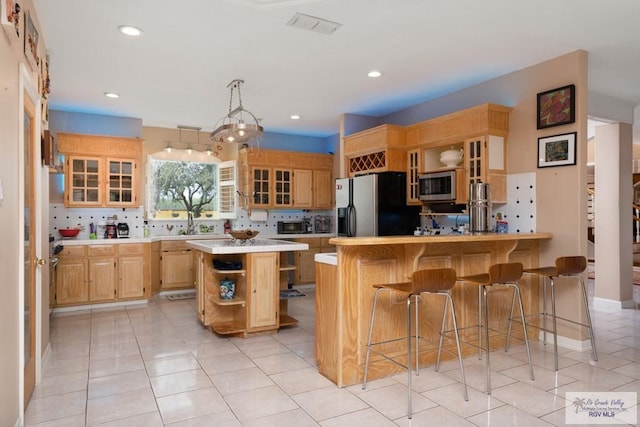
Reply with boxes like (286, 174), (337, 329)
(536, 84), (575, 129)
(24, 9), (38, 70)
(537, 132), (577, 168)
(1, 0), (20, 39)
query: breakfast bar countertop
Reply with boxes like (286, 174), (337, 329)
(186, 238), (309, 254)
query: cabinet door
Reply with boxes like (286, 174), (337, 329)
(247, 252), (278, 330)
(465, 136), (486, 186)
(273, 168), (293, 207)
(89, 257), (116, 302)
(118, 256), (145, 299)
(193, 251), (206, 324)
(250, 167), (271, 207)
(56, 259), (88, 305)
(313, 170), (333, 209)
(295, 248), (321, 284)
(66, 156), (102, 206)
(106, 158), (137, 207)
(161, 250), (194, 289)
(406, 149), (422, 205)
(293, 169), (313, 208)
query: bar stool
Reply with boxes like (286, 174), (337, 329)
(457, 262), (534, 394)
(363, 268), (468, 419)
(509, 256), (597, 371)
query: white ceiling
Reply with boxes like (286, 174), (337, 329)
(32, 0), (640, 138)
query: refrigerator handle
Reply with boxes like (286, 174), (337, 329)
(347, 205), (356, 237)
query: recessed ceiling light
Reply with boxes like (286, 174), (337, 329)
(368, 70), (382, 78)
(118, 25), (144, 37)
(290, 115), (301, 120)
(104, 92), (120, 99)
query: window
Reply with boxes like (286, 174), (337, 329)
(146, 151), (236, 220)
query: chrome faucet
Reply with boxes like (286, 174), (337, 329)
(187, 211), (196, 235)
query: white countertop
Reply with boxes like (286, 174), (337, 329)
(55, 233), (334, 246)
(186, 238), (309, 254)
(315, 252), (337, 266)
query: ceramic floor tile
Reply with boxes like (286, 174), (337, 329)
(611, 361), (640, 379)
(210, 366), (274, 395)
(320, 407), (395, 426)
(150, 368), (212, 397)
(270, 366), (335, 395)
(187, 340), (241, 358)
(394, 405), (478, 427)
(499, 364), (577, 391)
(347, 376), (398, 395)
(610, 347), (640, 362)
(89, 341), (141, 361)
(89, 354), (145, 379)
(559, 363), (637, 389)
(242, 408), (319, 427)
(163, 409), (241, 426)
(87, 368), (151, 399)
(423, 382), (506, 418)
(467, 404), (556, 427)
(96, 411), (163, 426)
(31, 371), (87, 400)
(90, 330), (137, 348)
(27, 413), (86, 427)
(292, 386), (369, 421)
(144, 353), (200, 377)
(562, 349), (631, 369)
(139, 341), (191, 361)
(489, 382), (566, 418)
(272, 327), (316, 345)
(199, 352), (256, 375)
(356, 382), (438, 420)
(224, 385), (299, 423)
(85, 387), (157, 424)
(156, 387), (230, 424)
(390, 365), (460, 393)
(24, 391), (87, 425)
(253, 351), (311, 375)
(235, 339), (291, 359)
(42, 356), (89, 378)
(443, 361), (518, 393)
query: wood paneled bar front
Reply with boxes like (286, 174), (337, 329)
(315, 233), (552, 387)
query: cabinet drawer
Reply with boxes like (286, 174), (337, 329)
(59, 245), (86, 258)
(161, 241), (188, 251)
(119, 243), (145, 255)
(294, 237), (322, 247)
(88, 245), (117, 257)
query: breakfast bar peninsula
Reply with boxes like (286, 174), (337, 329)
(314, 232), (552, 387)
(187, 238), (309, 337)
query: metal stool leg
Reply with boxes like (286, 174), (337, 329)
(446, 292), (469, 401)
(550, 278), (559, 371)
(510, 283), (534, 380)
(505, 289), (517, 351)
(578, 275), (598, 362)
(435, 293), (448, 372)
(406, 295), (413, 419)
(483, 285), (491, 394)
(363, 288), (384, 389)
(542, 276), (548, 345)
(477, 285), (483, 360)
(414, 294), (420, 375)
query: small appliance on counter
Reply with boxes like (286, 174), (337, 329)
(106, 223), (117, 239)
(469, 182), (492, 232)
(277, 221), (306, 234)
(303, 216), (313, 233)
(116, 222), (130, 238)
(314, 215), (332, 233)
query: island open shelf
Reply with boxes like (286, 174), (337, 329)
(188, 238), (309, 337)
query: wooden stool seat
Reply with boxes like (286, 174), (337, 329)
(363, 268), (467, 419)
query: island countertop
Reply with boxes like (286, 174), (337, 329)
(329, 232), (552, 246)
(186, 238), (309, 254)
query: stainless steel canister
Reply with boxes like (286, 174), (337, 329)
(469, 182), (492, 232)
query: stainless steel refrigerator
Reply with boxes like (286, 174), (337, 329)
(335, 172), (420, 237)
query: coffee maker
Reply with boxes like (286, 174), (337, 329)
(116, 223), (130, 238)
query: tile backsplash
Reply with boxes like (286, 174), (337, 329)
(50, 204), (334, 239)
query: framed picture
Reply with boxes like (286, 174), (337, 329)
(41, 130), (54, 166)
(537, 132), (577, 168)
(24, 10), (39, 70)
(537, 84), (575, 129)
(1, 0), (13, 26)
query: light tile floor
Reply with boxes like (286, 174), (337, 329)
(26, 282), (640, 426)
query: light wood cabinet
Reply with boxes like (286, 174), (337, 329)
(240, 148), (333, 210)
(197, 251), (297, 336)
(293, 237), (335, 285)
(160, 241), (194, 290)
(407, 148), (422, 205)
(58, 133), (142, 208)
(343, 124), (407, 176)
(56, 247), (88, 305)
(89, 257), (117, 302)
(118, 243), (147, 300)
(465, 135), (507, 203)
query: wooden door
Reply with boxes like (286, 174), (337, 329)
(313, 169), (333, 209)
(293, 169), (313, 208)
(406, 149), (421, 205)
(273, 168), (292, 207)
(89, 257), (116, 301)
(106, 158), (137, 206)
(247, 252), (278, 330)
(56, 259), (88, 304)
(66, 155), (102, 206)
(250, 167), (270, 207)
(161, 250), (194, 289)
(118, 256), (145, 299)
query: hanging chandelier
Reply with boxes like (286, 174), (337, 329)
(210, 79), (263, 144)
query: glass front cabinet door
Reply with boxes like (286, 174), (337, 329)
(106, 158), (137, 206)
(67, 156), (103, 206)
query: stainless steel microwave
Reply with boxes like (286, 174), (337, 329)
(277, 221), (306, 234)
(418, 170), (457, 201)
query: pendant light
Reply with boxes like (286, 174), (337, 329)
(210, 79), (263, 144)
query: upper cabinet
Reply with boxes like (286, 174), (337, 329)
(239, 149), (333, 210)
(343, 124), (407, 177)
(405, 104), (512, 204)
(58, 133), (143, 208)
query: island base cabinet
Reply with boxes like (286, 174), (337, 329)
(196, 251), (297, 337)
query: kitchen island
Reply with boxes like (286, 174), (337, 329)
(315, 232), (552, 387)
(187, 238), (309, 337)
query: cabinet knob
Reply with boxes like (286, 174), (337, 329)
(35, 258), (46, 266)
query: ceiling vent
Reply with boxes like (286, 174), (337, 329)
(286, 13), (342, 35)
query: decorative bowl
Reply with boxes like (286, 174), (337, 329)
(440, 147), (463, 168)
(59, 228), (80, 238)
(229, 229), (259, 241)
